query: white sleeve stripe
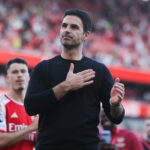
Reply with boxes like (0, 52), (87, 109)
(0, 99), (7, 132)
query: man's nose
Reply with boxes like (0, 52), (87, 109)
(18, 71), (23, 76)
(65, 26), (71, 32)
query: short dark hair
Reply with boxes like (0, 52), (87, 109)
(6, 57), (28, 73)
(63, 9), (92, 33)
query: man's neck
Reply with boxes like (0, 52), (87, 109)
(8, 90), (25, 104)
(61, 46), (83, 60)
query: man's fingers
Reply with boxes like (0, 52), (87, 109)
(67, 68), (95, 90)
(82, 80), (94, 87)
(69, 63), (74, 73)
(76, 69), (95, 82)
(114, 83), (124, 89)
(77, 69), (95, 76)
(83, 73), (95, 81)
(115, 77), (120, 83)
(118, 95), (124, 101)
(113, 87), (125, 97)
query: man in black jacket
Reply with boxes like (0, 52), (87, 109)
(24, 9), (125, 150)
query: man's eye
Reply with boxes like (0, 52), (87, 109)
(62, 24), (67, 28)
(21, 70), (26, 73)
(71, 25), (78, 29)
(12, 70), (17, 74)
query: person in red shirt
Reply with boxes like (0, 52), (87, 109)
(0, 58), (38, 150)
(141, 118), (150, 150)
(100, 111), (144, 150)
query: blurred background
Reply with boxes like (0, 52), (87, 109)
(0, 0), (150, 138)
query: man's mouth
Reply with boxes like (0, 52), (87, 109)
(63, 35), (72, 39)
(16, 80), (24, 84)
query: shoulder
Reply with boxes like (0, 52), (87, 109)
(86, 57), (112, 78)
(119, 129), (138, 138)
(119, 128), (132, 134)
(0, 94), (10, 116)
(84, 56), (113, 82)
(0, 94), (5, 102)
(0, 94), (9, 104)
(34, 56), (60, 69)
(84, 56), (104, 65)
(84, 56), (109, 71)
(31, 56), (60, 78)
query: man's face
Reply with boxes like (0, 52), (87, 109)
(60, 15), (86, 49)
(144, 119), (150, 138)
(101, 112), (115, 131)
(6, 63), (29, 91)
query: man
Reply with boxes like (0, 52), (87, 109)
(0, 58), (38, 150)
(24, 9), (125, 150)
(100, 110), (144, 150)
(141, 118), (150, 150)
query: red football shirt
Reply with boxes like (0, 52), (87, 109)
(111, 128), (144, 150)
(0, 94), (36, 150)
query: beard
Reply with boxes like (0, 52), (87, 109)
(17, 86), (24, 91)
(103, 123), (116, 131)
(63, 42), (80, 49)
(60, 35), (83, 50)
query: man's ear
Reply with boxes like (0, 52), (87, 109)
(83, 31), (90, 41)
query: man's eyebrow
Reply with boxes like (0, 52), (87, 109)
(71, 24), (79, 27)
(12, 69), (18, 72)
(62, 22), (67, 25)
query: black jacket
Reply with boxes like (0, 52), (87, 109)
(24, 55), (124, 150)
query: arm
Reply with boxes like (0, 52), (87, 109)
(100, 65), (125, 124)
(0, 117), (38, 148)
(25, 62), (95, 115)
(109, 78), (125, 118)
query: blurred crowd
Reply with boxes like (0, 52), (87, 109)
(0, 2), (150, 149)
(0, 0), (150, 69)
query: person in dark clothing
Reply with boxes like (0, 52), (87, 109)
(24, 9), (125, 150)
(100, 110), (144, 150)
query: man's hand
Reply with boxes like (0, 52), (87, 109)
(29, 116), (39, 132)
(65, 63), (95, 90)
(100, 139), (117, 150)
(110, 78), (125, 106)
(53, 63), (95, 100)
(0, 116), (39, 148)
(100, 143), (117, 150)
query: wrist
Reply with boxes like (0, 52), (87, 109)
(27, 125), (35, 132)
(110, 99), (121, 107)
(63, 80), (72, 92)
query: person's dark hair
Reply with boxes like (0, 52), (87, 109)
(6, 57), (28, 73)
(63, 9), (92, 33)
